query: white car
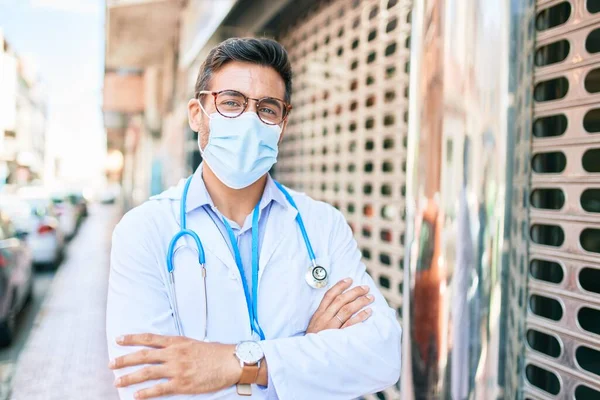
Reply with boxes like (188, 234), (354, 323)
(2, 194), (65, 267)
(51, 195), (78, 240)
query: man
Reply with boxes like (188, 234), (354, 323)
(107, 37), (401, 399)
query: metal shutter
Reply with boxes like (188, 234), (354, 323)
(524, 1), (600, 398)
(277, 0), (412, 398)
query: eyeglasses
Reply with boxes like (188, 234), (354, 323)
(198, 89), (292, 125)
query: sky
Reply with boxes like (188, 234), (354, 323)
(0, 0), (106, 188)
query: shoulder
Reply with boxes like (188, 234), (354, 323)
(114, 201), (161, 235)
(112, 181), (185, 243)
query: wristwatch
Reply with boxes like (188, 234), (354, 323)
(234, 341), (264, 396)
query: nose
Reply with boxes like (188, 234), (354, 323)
(245, 98), (260, 114)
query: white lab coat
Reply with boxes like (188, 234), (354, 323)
(106, 178), (402, 399)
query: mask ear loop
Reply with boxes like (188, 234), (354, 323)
(197, 98), (213, 119)
(197, 99), (214, 155)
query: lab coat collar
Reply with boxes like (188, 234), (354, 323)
(184, 163), (289, 213)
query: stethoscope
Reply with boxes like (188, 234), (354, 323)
(166, 176), (328, 340)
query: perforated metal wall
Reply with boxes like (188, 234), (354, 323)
(276, 0), (411, 398)
(524, 1), (600, 398)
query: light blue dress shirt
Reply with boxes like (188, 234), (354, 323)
(192, 170), (287, 303)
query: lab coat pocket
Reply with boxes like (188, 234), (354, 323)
(171, 243), (208, 340)
(282, 256), (331, 336)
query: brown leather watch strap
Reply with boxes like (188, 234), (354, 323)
(238, 363), (260, 384)
(236, 363), (259, 396)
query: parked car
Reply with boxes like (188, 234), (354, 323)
(67, 191), (88, 224)
(50, 194), (78, 240)
(100, 182), (121, 204)
(0, 210), (34, 347)
(0, 194), (65, 268)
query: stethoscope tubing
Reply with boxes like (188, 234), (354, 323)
(166, 176), (324, 340)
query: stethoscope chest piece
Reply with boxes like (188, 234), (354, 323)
(306, 264), (328, 289)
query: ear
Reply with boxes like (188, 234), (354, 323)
(187, 98), (202, 132)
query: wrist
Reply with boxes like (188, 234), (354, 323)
(233, 341), (264, 387)
(224, 344), (243, 385)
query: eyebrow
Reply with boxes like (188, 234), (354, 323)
(260, 97), (283, 109)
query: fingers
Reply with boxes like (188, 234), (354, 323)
(335, 293), (375, 323)
(342, 308), (373, 328)
(324, 284), (370, 320)
(116, 333), (182, 348)
(134, 381), (176, 399)
(315, 278), (353, 313)
(115, 365), (170, 388)
(109, 348), (167, 370)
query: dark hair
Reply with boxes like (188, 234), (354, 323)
(195, 37), (293, 103)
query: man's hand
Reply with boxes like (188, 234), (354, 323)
(306, 278), (374, 334)
(109, 334), (240, 399)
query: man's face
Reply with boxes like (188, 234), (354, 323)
(187, 61), (288, 150)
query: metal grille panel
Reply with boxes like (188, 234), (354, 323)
(276, 0), (411, 398)
(525, 0), (600, 398)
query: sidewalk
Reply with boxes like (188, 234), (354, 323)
(10, 205), (120, 400)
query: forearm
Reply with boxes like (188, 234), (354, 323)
(259, 307), (401, 400)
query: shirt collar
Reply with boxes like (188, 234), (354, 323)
(185, 163), (288, 213)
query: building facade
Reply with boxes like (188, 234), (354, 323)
(103, 0), (600, 398)
(0, 28), (47, 188)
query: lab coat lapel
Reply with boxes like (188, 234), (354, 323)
(186, 207), (241, 279)
(258, 203), (298, 283)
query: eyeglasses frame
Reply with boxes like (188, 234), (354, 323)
(197, 89), (292, 125)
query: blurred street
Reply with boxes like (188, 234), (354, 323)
(6, 205), (119, 400)
(0, 266), (54, 399)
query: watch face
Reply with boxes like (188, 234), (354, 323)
(236, 341), (264, 364)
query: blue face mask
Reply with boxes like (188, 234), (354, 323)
(199, 108), (282, 189)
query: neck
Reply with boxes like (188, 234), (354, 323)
(202, 163), (267, 226)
